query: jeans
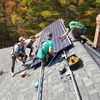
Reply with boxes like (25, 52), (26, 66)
(11, 53), (27, 73)
(26, 45), (33, 57)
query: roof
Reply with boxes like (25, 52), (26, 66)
(0, 24), (100, 100)
(42, 41), (100, 100)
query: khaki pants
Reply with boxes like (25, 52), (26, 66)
(41, 57), (47, 67)
(41, 53), (53, 67)
(68, 27), (86, 39)
(72, 27), (86, 37)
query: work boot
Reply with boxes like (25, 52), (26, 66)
(21, 60), (26, 66)
(29, 55), (34, 59)
(11, 72), (15, 77)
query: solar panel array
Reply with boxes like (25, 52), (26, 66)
(31, 19), (72, 67)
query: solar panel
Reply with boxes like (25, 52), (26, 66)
(31, 19), (72, 67)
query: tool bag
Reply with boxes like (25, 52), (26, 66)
(67, 54), (80, 70)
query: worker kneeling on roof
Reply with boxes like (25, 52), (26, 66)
(58, 21), (87, 42)
(37, 33), (56, 67)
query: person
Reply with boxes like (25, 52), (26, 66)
(25, 35), (36, 58)
(37, 33), (56, 67)
(10, 37), (27, 77)
(58, 21), (87, 41)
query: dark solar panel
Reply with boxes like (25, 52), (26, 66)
(31, 19), (72, 67)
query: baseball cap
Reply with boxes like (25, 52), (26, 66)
(19, 37), (25, 41)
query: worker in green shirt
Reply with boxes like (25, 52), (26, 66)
(58, 21), (87, 41)
(37, 33), (56, 67)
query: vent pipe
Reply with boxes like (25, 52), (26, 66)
(93, 13), (100, 50)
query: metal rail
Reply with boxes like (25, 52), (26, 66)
(36, 64), (44, 100)
(36, 55), (57, 100)
(63, 50), (82, 100)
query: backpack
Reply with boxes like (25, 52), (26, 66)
(12, 43), (24, 56)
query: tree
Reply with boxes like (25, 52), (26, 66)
(1, 0), (100, 48)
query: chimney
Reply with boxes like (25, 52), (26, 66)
(93, 13), (100, 50)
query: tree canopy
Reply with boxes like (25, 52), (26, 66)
(0, 0), (100, 48)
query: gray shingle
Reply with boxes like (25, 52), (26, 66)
(0, 22), (100, 100)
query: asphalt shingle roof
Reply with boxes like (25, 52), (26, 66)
(0, 20), (100, 100)
(0, 40), (100, 100)
(41, 41), (100, 100)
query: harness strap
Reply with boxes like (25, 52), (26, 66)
(12, 43), (24, 55)
(40, 47), (46, 56)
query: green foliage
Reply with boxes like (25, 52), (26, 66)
(41, 10), (60, 18)
(58, 0), (66, 6)
(39, 22), (49, 28)
(0, 0), (100, 48)
(41, 11), (52, 18)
